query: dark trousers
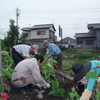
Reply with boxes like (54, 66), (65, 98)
(55, 53), (62, 70)
(12, 48), (24, 66)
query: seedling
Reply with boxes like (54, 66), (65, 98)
(66, 87), (80, 100)
(48, 80), (65, 97)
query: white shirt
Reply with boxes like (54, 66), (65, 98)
(13, 44), (30, 57)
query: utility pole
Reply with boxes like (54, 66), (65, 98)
(59, 25), (63, 46)
(14, 7), (21, 45)
(15, 7), (21, 27)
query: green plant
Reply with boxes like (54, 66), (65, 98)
(0, 51), (16, 93)
(40, 55), (57, 83)
(95, 89), (100, 100)
(1, 51), (16, 83)
(0, 83), (10, 93)
(78, 51), (97, 61)
(40, 55), (65, 97)
(66, 87), (80, 100)
(48, 80), (65, 96)
(2, 51), (15, 68)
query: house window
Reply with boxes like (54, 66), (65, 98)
(86, 40), (93, 45)
(76, 41), (83, 44)
(37, 31), (46, 35)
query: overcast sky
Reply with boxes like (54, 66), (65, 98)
(0, 0), (100, 40)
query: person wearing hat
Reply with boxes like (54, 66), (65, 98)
(11, 54), (50, 93)
(72, 60), (100, 100)
(12, 44), (39, 65)
(43, 40), (62, 70)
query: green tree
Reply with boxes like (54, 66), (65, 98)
(4, 19), (19, 51)
(1, 38), (7, 51)
(18, 32), (27, 44)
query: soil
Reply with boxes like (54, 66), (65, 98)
(7, 82), (74, 100)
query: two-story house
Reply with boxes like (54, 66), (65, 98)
(21, 24), (56, 48)
(74, 23), (100, 50)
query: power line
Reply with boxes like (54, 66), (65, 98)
(21, 8), (100, 14)
(0, 12), (14, 17)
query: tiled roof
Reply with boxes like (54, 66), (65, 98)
(88, 23), (100, 29)
(21, 27), (31, 31)
(21, 24), (56, 31)
(32, 24), (56, 31)
(74, 33), (96, 38)
(58, 37), (76, 43)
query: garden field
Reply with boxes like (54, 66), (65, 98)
(1, 48), (100, 100)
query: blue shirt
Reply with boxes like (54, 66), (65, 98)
(48, 44), (61, 59)
(86, 60), (100, 91)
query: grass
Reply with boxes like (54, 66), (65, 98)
(61, 48), (100, 77)
(62, 48), (78, 77)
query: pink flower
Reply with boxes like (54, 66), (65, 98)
(0, 92), (8, 100)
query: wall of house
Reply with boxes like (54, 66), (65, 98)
(49, 27), (54, 31)
(88, 28), (96, 34)
(76, 38), (96, 50)
(96, 30), (100, 48)
(26, 29), (50, 39)
(32, 29), (49, 39)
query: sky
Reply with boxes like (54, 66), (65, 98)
(0, 0), (100, 40)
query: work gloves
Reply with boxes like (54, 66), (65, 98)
(80, 89), (92, 100)
(46, 83), (50, 88)
(37, 83), (50, 89)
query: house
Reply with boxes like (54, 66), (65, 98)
(21, 24), (56, 48)
(74, 23), (100, 50)
(56, 37), (76, 48)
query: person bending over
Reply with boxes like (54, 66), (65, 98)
(43, 40), (62, 70)
(12, 44), (39, 65)
(72, 60), (100, 100)
(11, 54), (50, 93)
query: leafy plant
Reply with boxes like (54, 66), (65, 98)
(48, 80), (65, 96)
(85, 70), (98, 80)
(0, 51), (16, 94)
(0, 83), (10, 93)
(1, 51), (16, 83)
(66, 87), (80, 100)
(95, 89), (100, 100)
(2, 51), (15, 68)
(40, 55), (65, 97)
(40, 55), (57, 83)
(78, 51), (97, 63)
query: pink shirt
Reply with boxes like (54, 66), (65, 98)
(12, 58), (47, 87)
